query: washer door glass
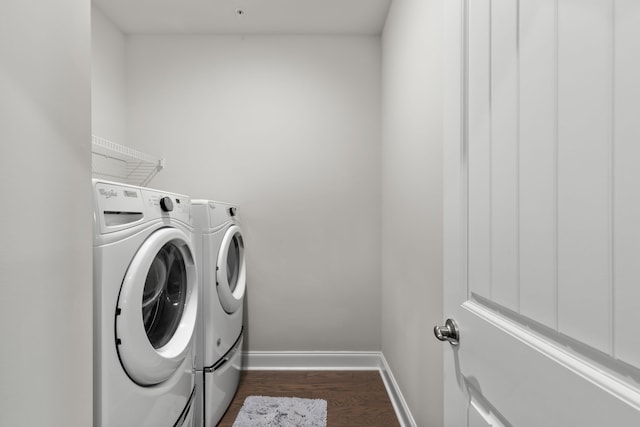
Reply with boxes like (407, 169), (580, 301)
(142, 242), (187, 349)
(216, 225), (246, 314)
(226, 234), (241, 293)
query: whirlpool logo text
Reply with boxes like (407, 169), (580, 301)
(99, 188), (118, 199)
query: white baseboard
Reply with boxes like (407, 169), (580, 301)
(241, 351), (416, 427)
(241, 351), (383, 370)
(378, 353), (418, 427)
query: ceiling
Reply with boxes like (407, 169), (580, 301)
(93, 0), (393, 35)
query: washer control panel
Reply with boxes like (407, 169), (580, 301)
(94, 180), (192, 234)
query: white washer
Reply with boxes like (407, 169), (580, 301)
(192, 200), (246, 427)
(93, 180), (198, 427)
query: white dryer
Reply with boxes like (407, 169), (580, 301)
(93, 180), (198, 427)
(192, 200), (246, 427)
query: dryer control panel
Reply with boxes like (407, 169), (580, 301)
(192, 199), (239, 232)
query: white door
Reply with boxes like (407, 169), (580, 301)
(216, 224), (246, 314)
(117, 227), (198, 385)
(443, 0), (640, 425)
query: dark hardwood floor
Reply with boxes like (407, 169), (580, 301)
(217, 370), (401, 427)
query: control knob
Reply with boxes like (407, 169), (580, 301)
(160, 197), (174, 212)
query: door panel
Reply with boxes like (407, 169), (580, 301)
(444, 0), (640, 424)
(468, 395), (505, 427)
(613, 0), (640, 368)
(556, 0), (612, 353)
(458, 302), (640, 426)
(518, 0), (557, 330)
(489, 0), (519, 312)
(467, 0), (492, 301)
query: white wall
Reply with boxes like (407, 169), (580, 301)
(381, 0), (444, 425)
(0, 1), (92, 426)
(126, 35), (382, 351)
(91, 6), (127, 144)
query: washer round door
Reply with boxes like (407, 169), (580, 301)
(216, 224), (246, 314)
(116, 227), (198, 386)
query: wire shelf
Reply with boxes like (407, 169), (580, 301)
(91, 135), (164, 187)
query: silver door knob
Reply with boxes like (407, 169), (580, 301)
(433, 318), (459, 345)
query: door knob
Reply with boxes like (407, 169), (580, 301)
(434, 318), (460, 345)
